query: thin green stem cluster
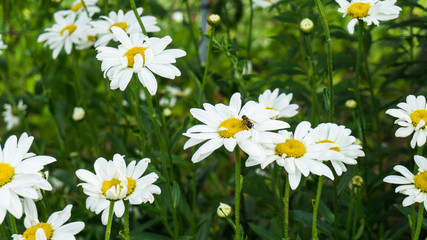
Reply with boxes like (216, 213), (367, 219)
(234, 149), (243, 240)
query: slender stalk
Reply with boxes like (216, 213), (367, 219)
(8, 213), (17, 235)
(247, 0), (254, 59)
(191, 166), (197, 235)
(345, 189), (355, 238)
(80, 0), (90, 17)
(144, 88), (179, 240)
(284, 176), (290, 239)
(273, 165), (284, 238)
(235, 149), (242, 240)
(130, 0), (147, 35)
(131, 78), (147, 157)
(313, 0), (333, 122)
(198, 26), (215, 106)
(124, 201), (130, 240)
(105, 201), (115, 240)
(413, 202), (424, 240)
(333, 176), (339, 239)
(354, 21), (365, 143)
(312, 176), (323, 240)
(304, 34), (318, 124)
(0, 223), (6, 238)
(183, 0), (202, 69)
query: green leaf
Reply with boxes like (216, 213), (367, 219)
(172, 181), (181, 209)
(248, 222), (280, 240)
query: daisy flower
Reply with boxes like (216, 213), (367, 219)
(12, 204), (84, 240)
(385, 95), (427, 148)
(37, 12), (92, 59)
(2, 100), (27, 131)
(76, 154), (161, 225)
(258, 89), (298, 119)
(246, 121), (336, 190)
(253, 0), (279, 8)
(384, 155), (427, 211)
(0, 34), (7, 54)
(310, 123), (364, 176)
(0, 133), (55, 223)
(183, 92), (290, 163)
(56, 0), (100, 17)
(96, 27), (186, 94)
(335, 0), (402, 34)
(91, 8), (160, 47)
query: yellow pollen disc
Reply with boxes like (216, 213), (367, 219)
(60, 24), (77, 36)
(410, 110), (427, 128)
(110, 22), (128, 32)
(101, 177), (136, 197)
(218, 118), (249, 138)
(23, 222), (54, 240)
(87, 35), (96, 42)
(347, 3), (371, 19)
(414, 171), (427, 193)
(124, 47), (147, 68)
(266, 107), (274, 110)
(275, 139), (306, 158)
(0, 163), (14, 187)
(317, 139), (340, 152)
(71, 2), (83, 12)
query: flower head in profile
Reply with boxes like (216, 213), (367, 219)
(252, 0), (279, 8)
(310, 123), (364, 175)
(258, 89), (298, 119)
(184, 92), (290, 163)
(0, 34), (7, 54)
(56, 0), (100, 17)
(246, 121), (336, 190)
(0, 133), (55, 223)
(38, 12), (92, 59)
(2, 100), (27, 131)
(96, 27), (186, 94)
(385, 95), (427, 148)
(12, 204), (84, 240)
(91, 8), (160, 47)
(384, 155), (427, 211)
(335, 0), (402, 34)
(76, 154), (161, 225)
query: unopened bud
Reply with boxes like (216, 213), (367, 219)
(354, 138), (362, 146)
(345, 99), (357, 109)
(72, 107), (85, 121)
(217, 202), (232, 218)
(300, 18), (314, 33)
(163, 108), (172, 117)
(207, 14), (221, 27)
(352, 175), (363, 187)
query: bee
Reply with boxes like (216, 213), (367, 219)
(242, 115), (254, 129)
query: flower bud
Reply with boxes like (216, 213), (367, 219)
(163, 108), (172, 117)
(345, 99), (357, 109)
(300, 18), (314, 33)
(352, 175), (363, 187)
(217, 202), (232, 218)
(207, 14), (221, 27)
(72, 107), (85, 121)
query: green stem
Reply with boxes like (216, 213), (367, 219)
(80, 0), (91, 17)
(413, 202), (424, 240)
(129, 0), (147, 35)
(105, 201), (115, 240)
(333, 178), (339, 239)
(247, 0), (253, 59)
(0, 223), (6, 238)
(144, 88), (179, 240)
(313, 0), (333, 122)
(124, 201), (130, 240)
(312, 176), (323, 240)
(304, 34), (317, 124)
(345, 189), (355, 238)
(191, 166), (197, 235)
(235, 149), (242, 240)
(131, 78), (147, 159)
(284, 176), (290, 239)
(198, 26), (215, 106)
(8, 213), (17, 235)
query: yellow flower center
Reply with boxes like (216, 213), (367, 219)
(110, 22), (128, 32)
(124, 47), (147, 68)
(87, 35), (96, 42)
(22, 222), (54, 240)
(60, 24), (77, 36)
(275, 139), (306, 158)
(218, 118), (249, 138)
(414, 171), (427, 193)
(0, 163), (14, 187)
(101, 177), (136, 198)
(71, 2), (83, 12)
(317, 139), (340, 152)
(347, 3), (371, 19)
(266, 107), (274, 110)
(410, 110), (427, 129)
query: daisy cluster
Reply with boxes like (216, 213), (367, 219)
(384, 95), (427, 209)
(38, 0), (186, 95)
(184, 89), (364, 189)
